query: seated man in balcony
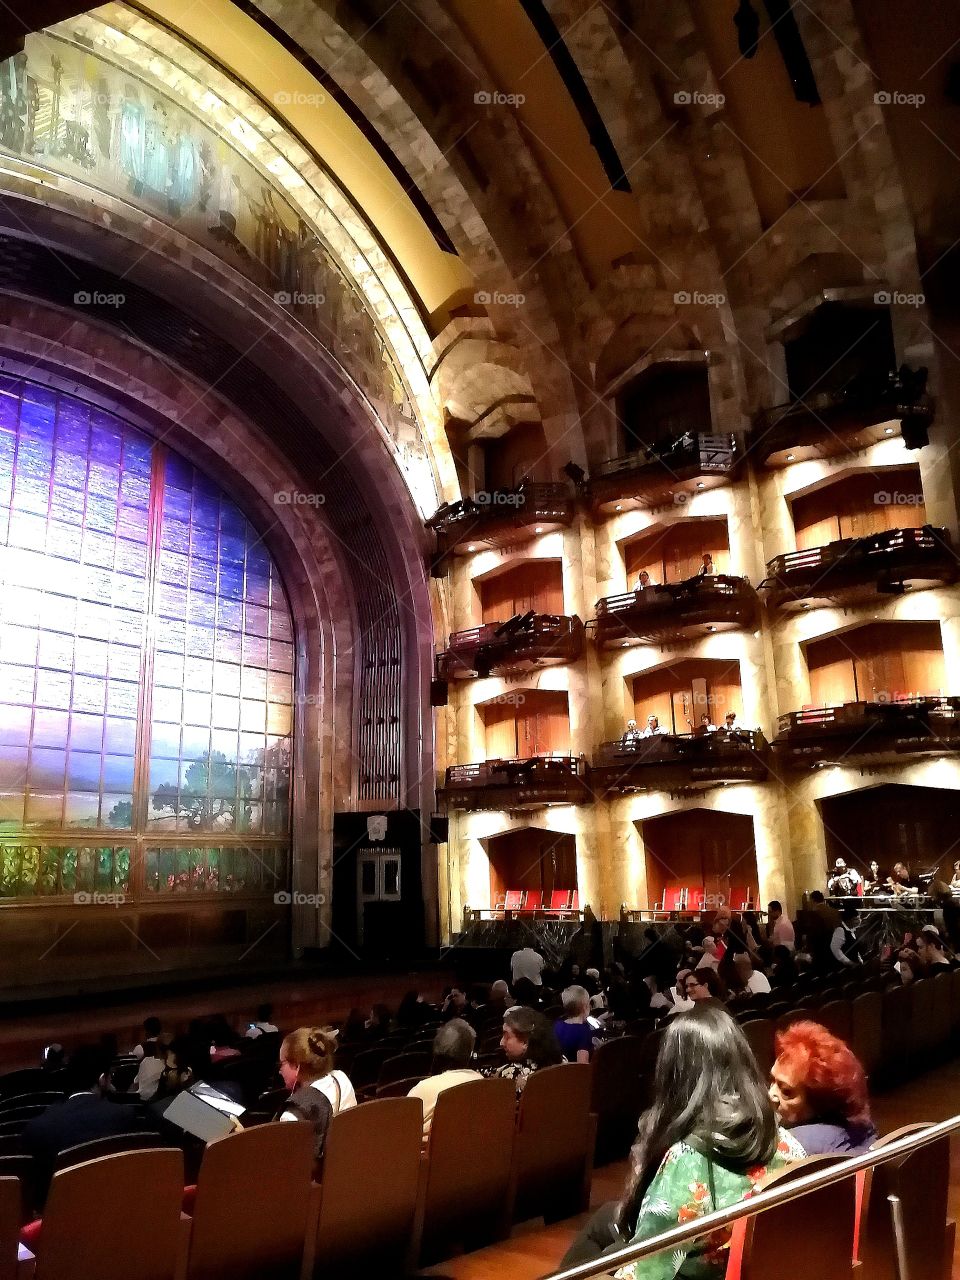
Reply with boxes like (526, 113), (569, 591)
(635, 570), (654, 590)
(641, 714), (668, 737)
(620, 718), (643, 747)
(694, 552), (715, 579)
(691, 712), (718, 735)
(827, 858), (863, 898)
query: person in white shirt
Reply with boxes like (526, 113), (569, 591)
(408, 1020), (481, 1144)
(130, 1040), (166, 1102)
(511, 945), (545, 987)
(767, 901), (795, 952)
(621, 718), (643, 747)
(641, 714), (667, 737)
(667, 970), (696, 1016)
(697, 936), (722, 970)
(733, 952), (771, 995)
(244, 1002), (279, 1039)
(278, 1027), (357, 1121)
(131, 1016), (162, 1061)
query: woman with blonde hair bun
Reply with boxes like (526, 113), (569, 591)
(279, 1026), (358, 1116)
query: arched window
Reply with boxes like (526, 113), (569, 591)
(0, 377), (293, 901)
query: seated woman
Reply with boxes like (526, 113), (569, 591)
(278, 1027), (357, 1120)
(769, 1020), (877, 1154)
(489, 1007), (563, 1096)
(554, 985), (595, 1063)
(560, 1004), (804, 1277)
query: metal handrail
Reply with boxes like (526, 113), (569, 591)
(544, 1113), (960, 1280)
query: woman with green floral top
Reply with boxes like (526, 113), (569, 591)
(560, 1004), (804, 1278)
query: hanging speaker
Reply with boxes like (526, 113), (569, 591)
(430, 815), (449, 844)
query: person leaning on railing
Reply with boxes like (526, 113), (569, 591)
(558, 1005), (804, 1279)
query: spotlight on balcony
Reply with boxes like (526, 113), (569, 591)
(884, 427), (894, 436)
(697, 482), (705, 490)
(786, 454), (795, 462)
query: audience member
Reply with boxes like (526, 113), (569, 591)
(770, 1021), (877, 1154)
(770, 945), (798, 988)
(23, 1047), (159, 1206)
(397, 989), (433, 1029)
(365, 1004), (392, 1039)
(767, 900), (795, 952)
(554, 986), (594, 1063)
(490, 1007), (562, 1096)
(732, 952), (771, 996)
(684, 967), (726, 1005)
(407, 1020), (481, 1143)
(132, 1016), (162, 1061)
(511, 944), (545, 988)
(559, 1006), (803, 1272)
(279, 1027), (357, 1116)
(917, 928), (954, 974)
(485, 979), (511, 1018)
(244, 1003), (279, 1039)
(131, 1037), (168, 1102)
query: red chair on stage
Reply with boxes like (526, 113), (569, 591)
(662, 887), (688, 912)
(729, 886), (752, 910)
(687, 888), (706, 912)
(524, 890), (543, 913)
(503, 889), (525, 913)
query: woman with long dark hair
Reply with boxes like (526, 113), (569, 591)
(561, 1005), (803, 1277)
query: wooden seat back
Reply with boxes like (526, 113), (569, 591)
(859, 1123), (953, 1280)
(35, 1149), (184, 1280)
(311, 1098), (423, 1278)
(185, 1122), (315, 1280)
(729, 1154), (855, 1280)
(512, 1064), (594, 1224)
(419, 1077), (516, 1264)
(589, 1035), (648, 1165)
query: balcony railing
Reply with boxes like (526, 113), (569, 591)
(588, 432), (738, 510)
(436, 613), (585, 680)
(751, 365), (934, 466)
(438, 754), (588, 811)
(594, 573), (759, 647)
(427, 481), (574, 557)
(760, 526), (959, 609)
(590, 730), (768, 793)
(773, 696), (960, 765)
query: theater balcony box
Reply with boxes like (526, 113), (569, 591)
(587, 432), (739, 514)
(751, 367), (935, 467)
(760, 527), (959, 611)
(438, 755), (589, 812)
(436, 614), (585, 681)
(594, 575), (759, 648)
(590, 731), (769, 795)
(772, 697), (960, 766)
(426, 481), (574, 559)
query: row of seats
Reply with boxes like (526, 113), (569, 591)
(493, 889), (579, 914)
(0, 1063), (595, 1279)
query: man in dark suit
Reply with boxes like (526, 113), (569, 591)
(22, 1047), (160, 1206)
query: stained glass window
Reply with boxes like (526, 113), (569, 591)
(0, 377), (293, 898)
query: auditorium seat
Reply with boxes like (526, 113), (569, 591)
(349, 1046), (391, 1091)
(32, 1148), (185, 1280)
(912, 979), (937, 1061)
(184, 1123), (315, 1280)
(379, 1052), (433, 1089)
(0, 1094), (63, 1116)
(0, 1176), (23, 1280)
(880, 985), (914, 1081)
(950, 968), (960, 1041)
(54, 1132), (166, 1173)
(510, 1064), (594, 1224)
(0, 1156), (35, 1224)
(0, 1072), (47, 1100)
(815, 999), (852, 1044)
(418, 1077), (515, 1264)
(727, 1154), (856, 1280)
(376, 1076), (426, 1099)
(309, 1098), (423, 1278)
(930, 973), (952, 1056)
(590, 1035), (648, 1165)
(858, 1123), (954, 1280)
(851, 992), (883, 1079)
(742, 1018), (775, 1080)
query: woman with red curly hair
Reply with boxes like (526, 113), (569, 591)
(769, 1020), (878, 1155)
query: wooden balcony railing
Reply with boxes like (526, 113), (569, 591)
(436, 613), (585, 680)
(773, 696), (960, 765)
(751, 365), (934, 466)
(588, 432), (738, 510)
(438, 754), (588, 811)
(427, 481), (574, 558)
(760, 526), (959, 609)
(594, 574), (758, 647)
(590, 730), (768, 793)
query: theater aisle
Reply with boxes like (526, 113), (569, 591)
(419, 1058), (960, 1280)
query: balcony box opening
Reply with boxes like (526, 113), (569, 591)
(640, 809), (759, 916)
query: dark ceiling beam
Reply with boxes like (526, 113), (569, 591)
(0, 2), (88, 57)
